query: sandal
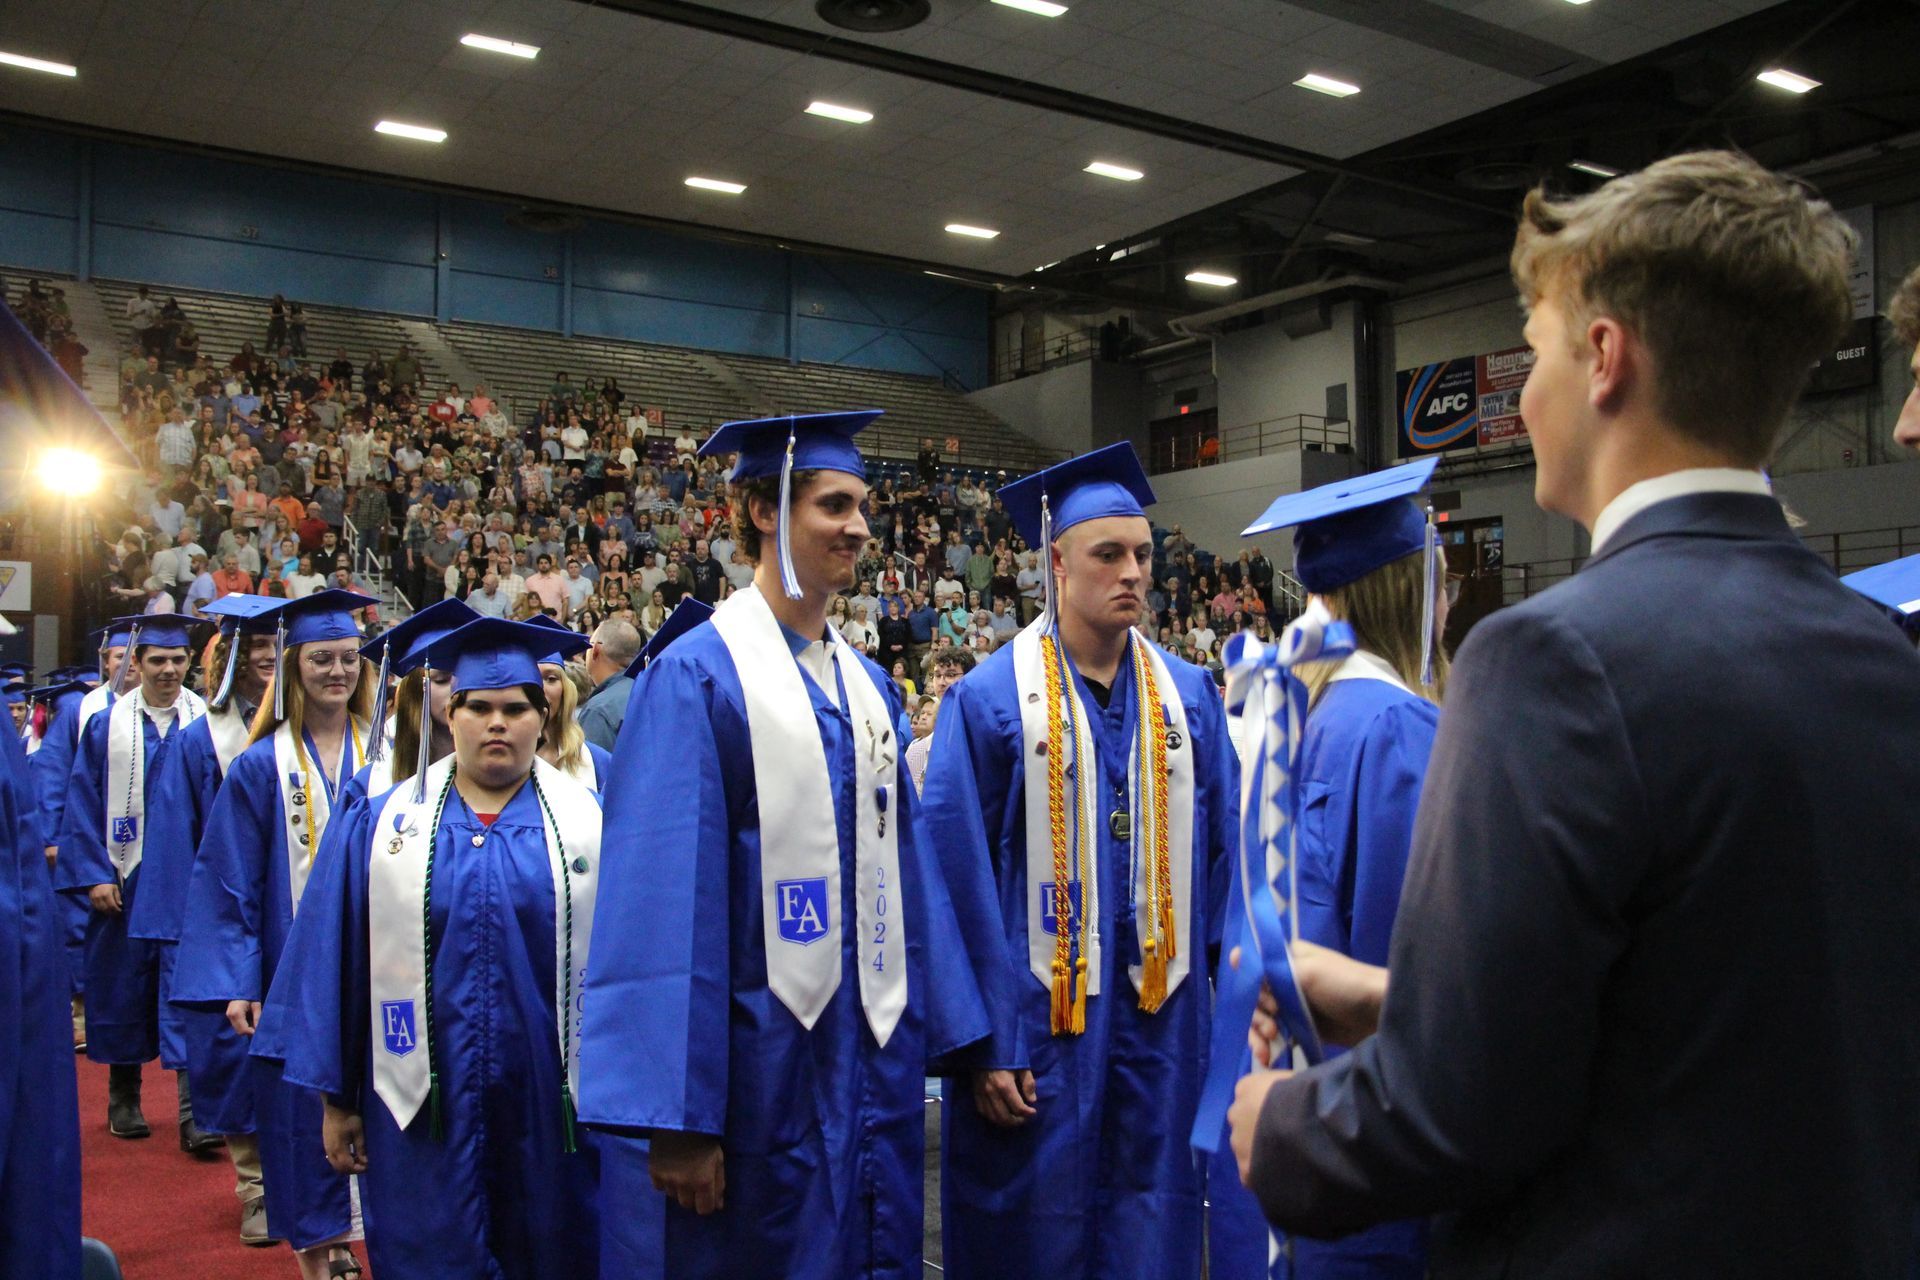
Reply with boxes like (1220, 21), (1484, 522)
(328, 1247), (363, 1280)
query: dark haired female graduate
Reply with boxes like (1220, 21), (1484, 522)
(253, 616), (610, 1279)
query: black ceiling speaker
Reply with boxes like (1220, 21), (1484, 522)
(815, 0), (931, 32)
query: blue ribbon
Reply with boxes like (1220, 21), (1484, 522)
(1190, 608), (1355, 1156)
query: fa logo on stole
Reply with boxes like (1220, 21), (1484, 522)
(776, 877), (830, 945)
(1039, 881), (1083, 936)
(111, 816), (138, 844)
(381, 1000), (418, 1057)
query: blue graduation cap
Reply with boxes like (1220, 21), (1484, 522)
(1241, 457), (1443, 682)
(1, 679), (26, 707)
(1240, 457), (1438, 592)
(999, 443), (1156, 550)
(201, 595), (281, 709)
(520, 613), (591, 667)
(94, 620), (136, 651)
(697, 410), (881, 600)
(1842, 553), (1920, 630)
(26, 679), (88, 705)
(624, 598), (713, 678)
(431, 617), (578, 696)
(257, 589), (377, 721)
(997, 443), (1156, 621)
(48, 665), (95, 683)
(118, 613), (201, 651)
(365, 599), (481, 775)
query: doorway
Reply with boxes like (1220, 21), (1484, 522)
(1437, 514), (1503, 651)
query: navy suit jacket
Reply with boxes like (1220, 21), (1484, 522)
(1251, 492), (1920, 1278)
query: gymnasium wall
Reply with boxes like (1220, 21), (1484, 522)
(0, 123), (990, 388)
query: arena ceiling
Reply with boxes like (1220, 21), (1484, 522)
(2, 0), (1911, 313)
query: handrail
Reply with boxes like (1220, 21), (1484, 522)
(990, 327), (1102, 384)
(1150, 412), (1351, 475)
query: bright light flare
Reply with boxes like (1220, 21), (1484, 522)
(37, 447), (103, 496)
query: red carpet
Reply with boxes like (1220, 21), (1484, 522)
(75, 1057), (370, 1279)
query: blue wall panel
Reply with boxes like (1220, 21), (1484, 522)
(0, 130), (83, 275)
(0, 124), (987, 378)
(449, 269), (563, 331)
(572, 286), (787, 356)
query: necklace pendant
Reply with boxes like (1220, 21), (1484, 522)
(471, 834), (486, 848)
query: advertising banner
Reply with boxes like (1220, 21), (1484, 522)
(1475, 346), (1534, 446)
(1396, 358), (1478, 458)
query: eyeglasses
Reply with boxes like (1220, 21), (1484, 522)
(300, 651), (362, 672)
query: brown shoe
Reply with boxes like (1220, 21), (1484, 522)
(239, 1196), (275, 1247)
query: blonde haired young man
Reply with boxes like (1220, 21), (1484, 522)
(1232, 151), (1920, 1277)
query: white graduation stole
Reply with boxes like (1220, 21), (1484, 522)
(77, 684), (112, 739)
(105, 687), (205, 881)
(367, 755), (600, 1130)
(1012, 623), (1195, 1009)
(710, 585), (907, 1047)
(273, 719), (365, 911)
(556, 749), (599, 792)
(207, 704), (253, 775)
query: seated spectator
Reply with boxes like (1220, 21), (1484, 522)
(141, 576), (175, 614)
(211, 552), (254, 598)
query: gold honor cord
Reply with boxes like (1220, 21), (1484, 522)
(1134, 640), (1175, 1013)
(1042, 633), (1079, 1035)
(290, 720), (365, 869)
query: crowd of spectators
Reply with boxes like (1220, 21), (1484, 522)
(11, 280), (1298, 738)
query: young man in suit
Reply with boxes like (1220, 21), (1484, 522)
(1230, 151), (1920, 1277)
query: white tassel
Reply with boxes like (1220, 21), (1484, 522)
(776, 421), (803, 601)
(211, 626), (241, 709)
(1419, 503), (1438, 688)
(364, 648), (392, 764)
(1039, 492), (1057, 625)
(272, 618), (288, 722)
(412, 661), (433, 803)
(117, 622), (141, 694)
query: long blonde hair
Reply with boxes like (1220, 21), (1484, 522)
(386, 668), (449, 789)
(541, 662), (589, 773)
(1295, 550), (1449, 708)
(249, 640), (376, 745)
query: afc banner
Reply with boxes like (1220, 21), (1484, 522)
(1396, 345), (1536, 458)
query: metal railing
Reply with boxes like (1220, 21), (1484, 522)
(1220, 413), (1351, 462)
(990, 328), (1101, 384)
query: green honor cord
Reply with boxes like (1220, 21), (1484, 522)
(419, 767), (579, 1152)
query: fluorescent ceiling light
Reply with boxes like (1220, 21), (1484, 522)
(1085, 161), (1144, 182)
(1295, 72), (1360, 98)
(1568, 159), (1621, 178)
(1186, 271), (1237, 287)
(375, 120), (447, 143)
(0, 50), (77, 77)
(460, 33), (540, 58)
(1323, 230), (1376, 246)
(1757, 68), (1820, 94)
(1560, 0), (1592, 5)
(946, 224), (999, 239)
(686, 177), (747, 194)
(1035, 261), (1060, 272)
(806, 100), (874, 124)
(992, 0), (1069, 15)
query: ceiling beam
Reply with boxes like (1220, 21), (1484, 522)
(570, 0), (1518, 223)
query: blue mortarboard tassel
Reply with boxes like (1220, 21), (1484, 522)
(775, 421), (803, 602)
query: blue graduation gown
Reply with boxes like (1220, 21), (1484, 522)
(34, 694), (93, 996)
(1216, 676), (1439, 1280)
(917, 639), (1238, 1280)
(255, 778), (604, 1278)
(578, 624), (989, 1280)
(0, 711), (82, 1279)
(173, 737), (357, 1250)
(131, 713), (257, 1132)
(54, 705), (179, 1065)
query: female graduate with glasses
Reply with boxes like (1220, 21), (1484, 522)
(1210, 458), (1449, 1280)
(173, 588), (377, 1280)
(253, 616), (609, 1280)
